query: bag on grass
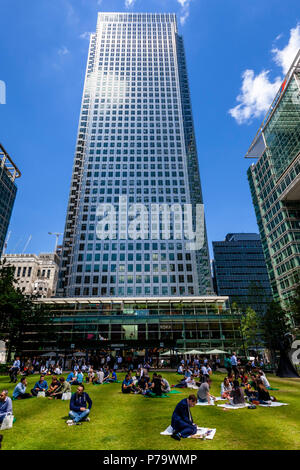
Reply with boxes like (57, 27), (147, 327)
(0, 413), (14, 430)
(62, 392), (72, 400)
(37, 391), (45, 398)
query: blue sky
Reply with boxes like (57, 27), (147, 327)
(1, 0), (300, 257)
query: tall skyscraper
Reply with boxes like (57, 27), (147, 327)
(247, 51), (300, 303)
(58, 12), (212, 298)
(0, 143), (21, 255)
(212, 233), (273, 314)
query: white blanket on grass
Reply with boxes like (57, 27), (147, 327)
(161, 425), (216, 440)
(196, 399), (215, 406)
(259, 402), (288, 407)
(217, 403), (248, 409)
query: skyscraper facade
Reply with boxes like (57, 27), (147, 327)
(247, 51), (300, 302)
(0, 143), (21, 255)
(212, 233), (273, 314)
(58, 12), (212, 298)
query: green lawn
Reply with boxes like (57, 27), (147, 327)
(1, 371), (300, 450)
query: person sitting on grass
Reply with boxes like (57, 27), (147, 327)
(66, 371), (76, 383)
(108, 370), (117, 383)
(249, 378), (274, 404)
(221, 377), (232, 399)
(150, 373), (163, 396)
(258, 371), (271, 389)
(13, 377), (32, 399)
(46, 376), (60, 397)
(171, 395), (199, 441)
(31, 375), (48, 396)
(229, 380), (245, 406)
(177, 364), (184, 374)
(50, 377), (71, 399)
(71, 370), (84, 386)
(160, 375), (171, 393)
(137, 375), (150, 395)
(0, 390), (13, 425)
(67, 384), (92, 426)
(93, 369), (104, 384)
(121, 374), (138, 394)
(197, 378), (215, 403)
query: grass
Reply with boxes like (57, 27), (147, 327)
(1, 371), (300, 450)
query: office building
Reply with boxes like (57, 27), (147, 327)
(247, 51), (300, 302)
(2, 252), (60, 298)
(213, 233), (273, 313)
(58, 12), (212, 298)
(0, 143), (21, 255)
(22, 296), (243, 354)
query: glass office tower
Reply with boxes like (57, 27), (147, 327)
(0, 143), (21, 255)
(247, 51), (300, 302)
(58, 12), (212, 298)
(213, 233), (273, 314)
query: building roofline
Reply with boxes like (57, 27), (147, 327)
(0, 143), (21, 181)
(244, 49), (300, 160)
(37, 296), (229, 305)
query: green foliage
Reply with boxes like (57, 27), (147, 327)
(0, 258), (51, 359)
(240, 307), (263, 351)
(289, 283), (300, 329)
(262, 301), (290, 353)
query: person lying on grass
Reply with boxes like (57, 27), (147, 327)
(197, 378), (216, 403)
(13, 378), (32, 400)
(31, 375), (48, 396)
(171, 394), (201, 441)
(67, 384), (92, 426)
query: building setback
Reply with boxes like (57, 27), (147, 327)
(57, 12), (212, 298)
(213, 233), (273, 314)
(246, 51), (300, 302)
(2, 253), (60, 298)
(0, 143), (21, 255)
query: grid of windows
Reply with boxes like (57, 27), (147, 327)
(58, 13), (212, 297)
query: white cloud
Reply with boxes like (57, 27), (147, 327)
(272, 23), (300, 74)
(230, 23), (300, 125)
(125, 0), (136, 8)
(229, 70), (282, 125)
(177, 0), (192, 25)
(58, 46), (70, 56)
(80, 32), (92, 40)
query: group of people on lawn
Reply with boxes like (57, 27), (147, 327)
(2, 352), (275, 435)
(122, 370), (171, 395)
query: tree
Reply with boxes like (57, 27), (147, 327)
(289, 283), (300, 329)
(262, 300), (299, 377)
(0, 259), (51, 361)
(240, 307), (263, 353)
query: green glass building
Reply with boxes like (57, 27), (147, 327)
(246, 51), (300, 302)
(27, 296), (243, 355)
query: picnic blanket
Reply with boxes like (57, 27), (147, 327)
(145, 392), (169, 398)
(161, 425), (216, 440)
(259, 402), (288, 407)
(217, 403), (248, 409)
(196, 399), (215, 406)
(167, 390), (182, 394)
